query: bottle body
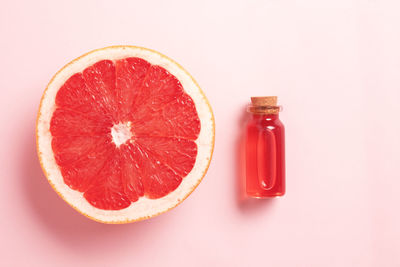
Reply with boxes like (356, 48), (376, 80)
(246, 113), (285, 197)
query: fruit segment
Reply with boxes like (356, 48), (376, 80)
(57, 138), (114, 192)
(119, 144), (145, 202)
(82, 60), (118, 121)
(84, 148), (131, 210)
(115, 57), (151, 122)
(50, 109), (112, 137)
(135, 136), (197, 177)
(50, 57), (200, 210)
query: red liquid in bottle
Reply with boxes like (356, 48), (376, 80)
(246, 97), (285, 197)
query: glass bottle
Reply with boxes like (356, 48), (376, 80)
(246, 96), (285, 198)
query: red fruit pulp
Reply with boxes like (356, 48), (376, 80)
(50, 58), (201, 210)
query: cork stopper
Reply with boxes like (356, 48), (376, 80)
(251, 96), (277, 107)
(248, 96), (281, 114)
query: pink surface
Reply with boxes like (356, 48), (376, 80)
(1, 1), (399, 266)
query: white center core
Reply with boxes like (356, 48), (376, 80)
(111, 122), (132, 147)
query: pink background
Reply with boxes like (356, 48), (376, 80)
(1, 1), (399, 266)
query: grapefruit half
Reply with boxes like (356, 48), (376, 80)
(36, 46), (215, 224)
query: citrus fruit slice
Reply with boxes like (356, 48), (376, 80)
(36, 46), (215, 223)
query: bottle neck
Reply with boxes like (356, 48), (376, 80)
(252, 113), (279, 120)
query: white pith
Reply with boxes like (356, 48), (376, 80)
(37, 46), (214, 223)
(111, 121), (132, 147)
